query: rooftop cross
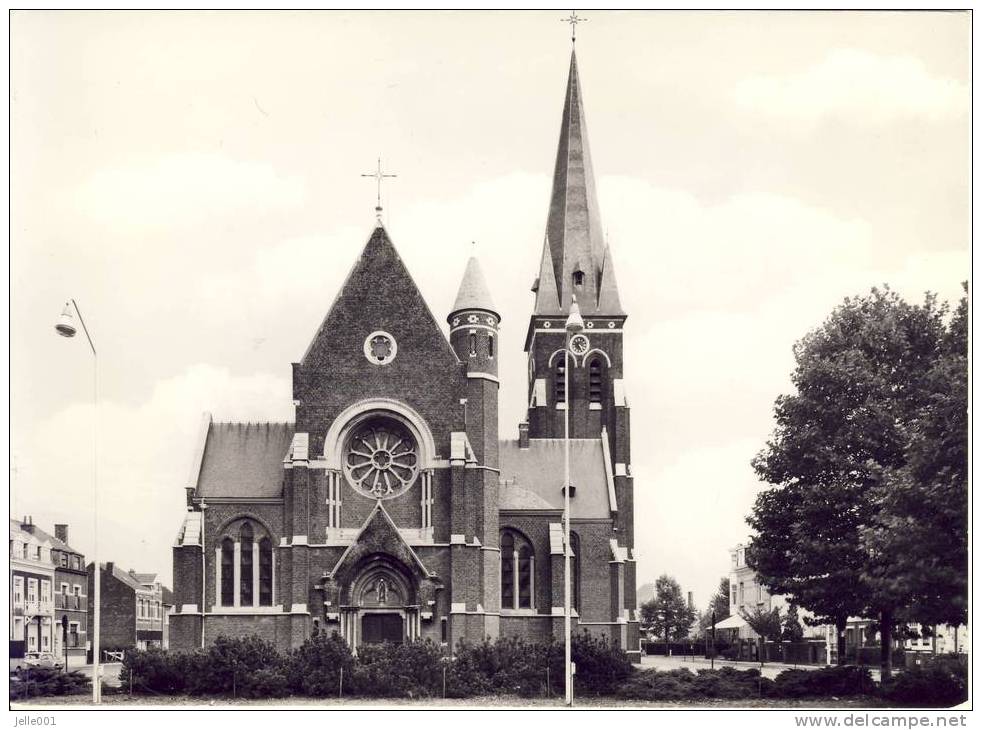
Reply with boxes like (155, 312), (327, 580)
(560, 11), (586, 43)
(361, 157), (398, 223)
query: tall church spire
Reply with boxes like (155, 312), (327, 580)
(535, 49), (620, 315)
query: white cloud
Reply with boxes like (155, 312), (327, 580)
(73, 152), (307, 230)
(13, 364), (292, 583)
(732, 48), (968, 124)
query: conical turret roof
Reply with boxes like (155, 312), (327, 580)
(451, 255), (498, 316)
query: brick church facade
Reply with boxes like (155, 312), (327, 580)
(171, 49), (640, 660)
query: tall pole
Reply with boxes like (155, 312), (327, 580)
(55, 299), (99, 704)
(562, 298), (583, 707)
(563, 337), (572, 707)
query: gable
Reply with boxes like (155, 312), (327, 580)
(299, 226), (459, 372)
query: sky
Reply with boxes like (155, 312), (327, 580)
(10, 10), (970, 610)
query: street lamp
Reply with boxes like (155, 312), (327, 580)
(54, 299), (100, 705)
(563, 296), (584, 707)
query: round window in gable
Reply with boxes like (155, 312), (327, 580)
(364, 331), (398, 365)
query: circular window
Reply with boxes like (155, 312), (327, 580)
(364, 331), (397, 365)
(343, 418), (419, 499)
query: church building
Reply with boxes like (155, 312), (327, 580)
(170, 48), (640, 660)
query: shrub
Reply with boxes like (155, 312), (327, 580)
(120, 647), (187, 694)
(187, 635), (284, 696)
(350, 640), (444, 698)
(444, 640), (493, 698)
(880, 657), (967, 708)
(571, 631), (634, 695)
(615, 666), (774, 702)
(773, 666), (875, 698)
(10, 667), (90, 700)
(288, 631), (355, 697)
(239, 667), (291, 699)
(616, 668), (697, 701)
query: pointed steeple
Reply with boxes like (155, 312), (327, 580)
(532, 235), (561, 314)
(536, 49), (609, 315)
(451, 256), (497, 316)
(597, 241), (624, 315)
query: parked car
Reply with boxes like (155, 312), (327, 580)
(21, 652), (61, 669)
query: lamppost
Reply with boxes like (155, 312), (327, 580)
(563, 296), (584, 707)
(54, 299), (100, 704)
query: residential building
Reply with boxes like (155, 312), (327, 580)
(88, 562), (167, 655)
(170, 47), (640, 659)
(30, 523), (88, 663)
(9, 518), (56, 661)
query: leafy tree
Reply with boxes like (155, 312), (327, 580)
(863, 291), (968, 632)
(782, 604), (804, 642)
(740, 606), (783, 663)
(640, 575), (696, 649)
(748, 286), (966, 680)
(698, 577), (731, 630)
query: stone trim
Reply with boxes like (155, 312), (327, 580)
(466, 372), (500, 384)
(180, 604), (199, 613)
(615, 463), (630, 477)
(600, 427), (618, 513)
(613, 379), (628, 407)
(450, 534), (467, 545)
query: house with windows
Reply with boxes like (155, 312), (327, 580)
(88, 562), (167, 654)
(29, 523), (88, 664)
(170, 48), (639, 658)
(9, 518), (56, 662)
(716, 543), (826, 644)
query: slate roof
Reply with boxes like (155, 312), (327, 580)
(498, 438), (611, 518)
(536, 50), (623, 316)
(451, 256), (497, 315)
(106, 564), (145, 591)
(28, 526), (77, 555)
(133, 572), (157, 585)
(161, 586), (175, 606)
(195, 422), (295, 499)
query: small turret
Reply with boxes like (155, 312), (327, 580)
(448, 256), (500, 377)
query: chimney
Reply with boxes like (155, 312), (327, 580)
(105, 561), (114, 573)
(21, 516), (34, 534)
(519, 422), (530, 449)
(55, 524), (68, 543)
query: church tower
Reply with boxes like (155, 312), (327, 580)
(524, 49), (632, 537)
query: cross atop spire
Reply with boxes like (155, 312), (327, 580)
(560, 11), (586, 43)
(361, 157), (398, 223)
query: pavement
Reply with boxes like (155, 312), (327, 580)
(639, 653), (882, 682)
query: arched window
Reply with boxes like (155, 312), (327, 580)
(500, 532), (514, 609)
(216, 520), (275, 609)
(259, 537), (273, 607)
(220, 538), (234, 606)
(469, 332), (477, 357)
(569, 532), (581, 613)
(588, 357), (603, 403)
(500, 529), (535, 610)
(572, 270), (584, 286)
(488, 333), (494, 358)
(239, 523), (254, 606)
(554, 358), (566, 404)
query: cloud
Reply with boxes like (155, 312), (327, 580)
(732, 49), (968, 124)
(13, 364), (292, 583)
(73, 152), (307, 230)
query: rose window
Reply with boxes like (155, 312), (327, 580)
(343, 419), (419, 499)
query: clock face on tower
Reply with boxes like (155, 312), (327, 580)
(569, 333), (590, 356)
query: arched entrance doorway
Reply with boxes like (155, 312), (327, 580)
(339, 556), (422, 647)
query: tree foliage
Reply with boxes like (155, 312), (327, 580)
(747, 285), (967, 676)
(740, 606), (783, 642)
(698, 577), (731, 630)
(781, 603), (805, 642)
(641, 574), (696, 642)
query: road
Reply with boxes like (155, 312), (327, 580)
(639, 654), (882, 682)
